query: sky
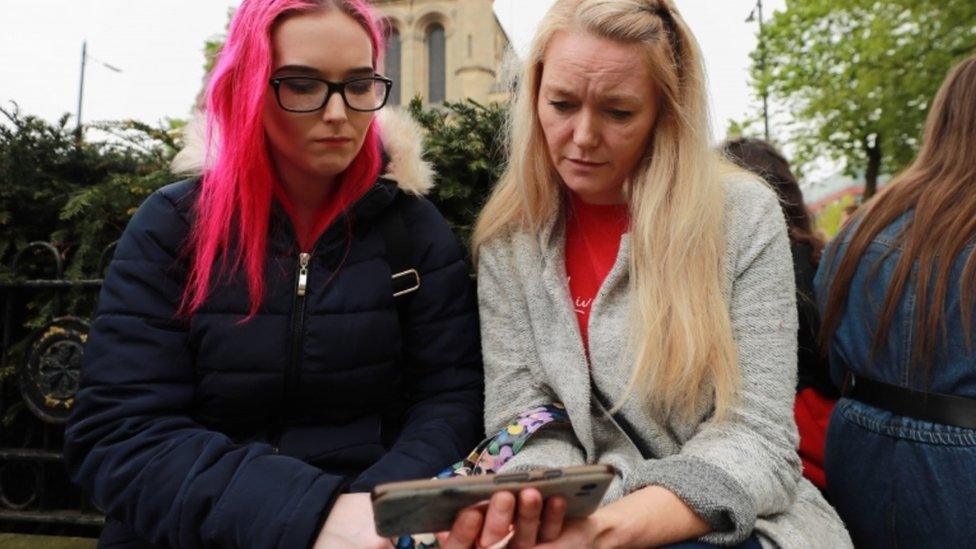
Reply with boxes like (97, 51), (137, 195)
(0, 0), (786, 143)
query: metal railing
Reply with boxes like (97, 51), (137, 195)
(0, 242), (114, 534)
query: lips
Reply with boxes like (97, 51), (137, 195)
(567, 158), (607, 168)
(314, 136), (352, 145)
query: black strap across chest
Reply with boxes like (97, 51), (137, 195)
(376, 192), (421, 304)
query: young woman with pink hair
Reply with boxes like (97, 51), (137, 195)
(64, 1), (483, 547)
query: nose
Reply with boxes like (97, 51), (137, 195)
(573, 109), (600, 149)
(321, 90), (348, 125)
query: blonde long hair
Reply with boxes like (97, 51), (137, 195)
(473, 0), (739, 422)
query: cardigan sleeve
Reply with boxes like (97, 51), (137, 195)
(624, 183), (802, 545)
(478, 239), (587, 472)
(63, 190), (347, 549)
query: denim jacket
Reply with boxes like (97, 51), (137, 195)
(815, 212), (976, 397)
(814, 211), (976, 547)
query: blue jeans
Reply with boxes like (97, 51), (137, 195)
(825, 398), (976, 547)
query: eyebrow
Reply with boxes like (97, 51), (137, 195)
(545, 86), (576, 98)
(544, 86), (642, 105)
(346, 66), (376, 77)
(272, 65), (376, 78)
(602, 93), (642, 104)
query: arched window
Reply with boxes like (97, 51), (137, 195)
(426, 23), (446, 103)
(385, 26), (401, 106)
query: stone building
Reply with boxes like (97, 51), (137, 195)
(372, 0), (513, 105)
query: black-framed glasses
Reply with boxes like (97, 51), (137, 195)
(269, 75), (393, 113)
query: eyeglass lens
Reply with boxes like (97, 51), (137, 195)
(277, 78), (388, 112)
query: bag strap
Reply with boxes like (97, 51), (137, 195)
(441, 403), (571, 478)
(377, 192), (421, 300)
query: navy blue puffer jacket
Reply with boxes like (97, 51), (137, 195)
(64, 171), (483, 548)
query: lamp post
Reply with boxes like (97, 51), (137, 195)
(746, 0), (770, 142)
(75, 40), (123, 141)
(76, 40), (87, 140)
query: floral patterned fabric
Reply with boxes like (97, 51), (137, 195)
(394, 404), (570, 548)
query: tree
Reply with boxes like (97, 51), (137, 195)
(754, 0), (976, 198)
(0, 104), (180, 367)
(406, 97), (508, 246)
(0, 106), (181, 280)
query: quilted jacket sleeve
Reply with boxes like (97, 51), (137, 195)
(64, 189), (346, 549)
(349, 196), (484, 491)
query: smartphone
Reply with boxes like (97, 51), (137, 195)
(371, 464), (616, 537)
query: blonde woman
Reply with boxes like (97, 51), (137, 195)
(439, 1), (851, 548)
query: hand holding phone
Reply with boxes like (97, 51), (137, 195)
(371, 464), (616, 537)
(437, 487), (560, 549)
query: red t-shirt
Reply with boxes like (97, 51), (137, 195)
(564, 193), (629, 353)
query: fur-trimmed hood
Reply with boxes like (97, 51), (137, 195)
(171, 108), (435, 196)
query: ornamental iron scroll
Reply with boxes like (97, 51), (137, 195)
(0, 240), (112, 533)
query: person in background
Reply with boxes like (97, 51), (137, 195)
(438, 1), (851, 548)
(63, 1), (483, 547)
(816, 54), (976, 546)
(722, 137), (838, 494)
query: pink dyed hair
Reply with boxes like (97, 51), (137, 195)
(181, 0), (386, 317)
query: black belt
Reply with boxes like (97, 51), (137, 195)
(842, 372), (976, 430)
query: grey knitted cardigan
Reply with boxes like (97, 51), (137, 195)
(477, 177), (851, 548)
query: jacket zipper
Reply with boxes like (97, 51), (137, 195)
(275, 252), (311, 452)
(269, 183), (388, 453)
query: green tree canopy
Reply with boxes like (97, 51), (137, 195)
(0, 106), (180, 280)
(0, 105), (180, 381)
(754, 0), (976, 197)
(406, 97), (507, 246)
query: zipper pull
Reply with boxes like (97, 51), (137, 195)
(297, 253), (310, 296)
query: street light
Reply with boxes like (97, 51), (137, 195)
(76, 40), (123, 140)
(746, 0), (770, 142)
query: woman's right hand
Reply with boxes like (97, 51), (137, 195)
(437, 489), (567, 549)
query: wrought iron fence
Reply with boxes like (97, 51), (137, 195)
(0, 241), (115, 536)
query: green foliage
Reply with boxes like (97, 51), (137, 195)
(0, 107), (180, 281)
(814, 194), (858, 240)
(755, 0), (976, 192)
(406, 97), (508, 246)
(203, 7), (236, 75)
(0, 109), (99, 275)
(57, 119), (184, 278)
(725, 116), (762, 142)
(0, 105), (180, 371)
